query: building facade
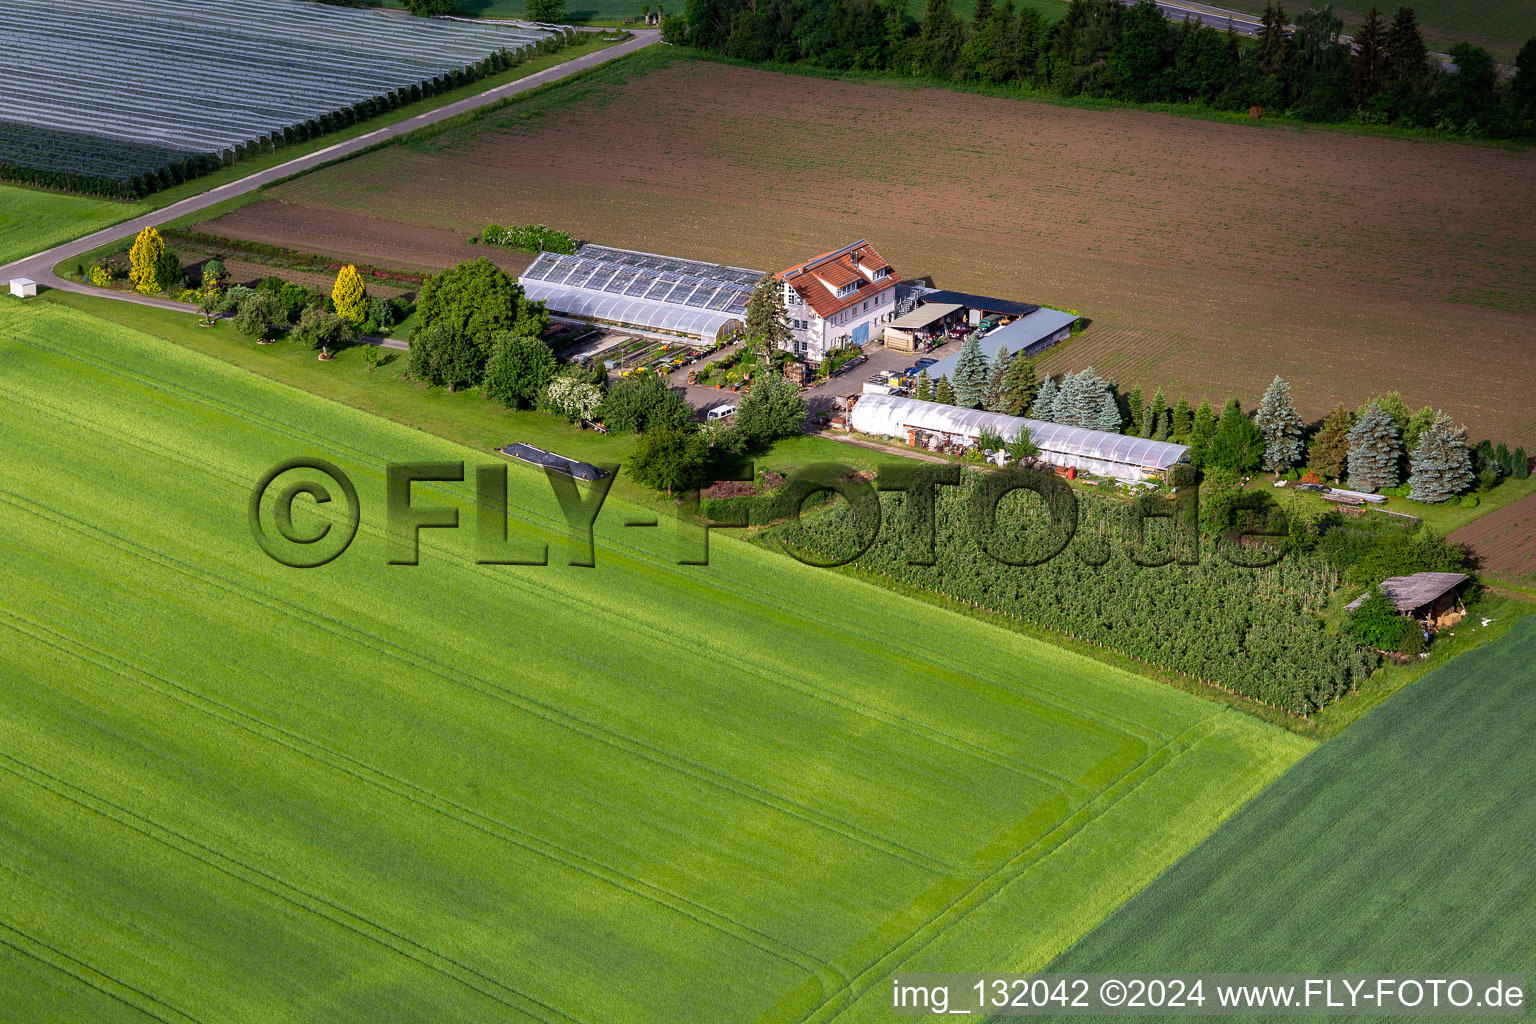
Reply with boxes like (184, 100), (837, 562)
(777, 241), (901, 363)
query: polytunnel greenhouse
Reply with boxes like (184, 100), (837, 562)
(0, 0), (559, 196)
(848, 394), (1191, 482)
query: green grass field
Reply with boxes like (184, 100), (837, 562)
(0, 296), (1309, 1022)
(0, 185), (148, 269)
(1039, 612), (1536, 1010)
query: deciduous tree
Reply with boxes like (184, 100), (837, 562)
(735, 371), (808, 446)
(629, 428), (709, 495)
(482, 333), (558, 408)
(128, 226), (181, 295)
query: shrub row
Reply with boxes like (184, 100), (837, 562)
(480, 223), (579, 254)
(161, 230), (426, 285)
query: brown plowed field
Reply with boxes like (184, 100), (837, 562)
(196, 52), (1536, 444)
(1451, 492), (1536, 583)
(197, 204), (533, 279)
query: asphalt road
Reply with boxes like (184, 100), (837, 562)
(1136, 0), (1468, 70)
(0, 29), (660, 301)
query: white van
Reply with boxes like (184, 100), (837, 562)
(706, 404), (737, 422)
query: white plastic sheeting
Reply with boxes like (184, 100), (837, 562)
(849, 394), (1189, 481)
(0, 0), (554, 156)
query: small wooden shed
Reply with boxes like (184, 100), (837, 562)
(1345, 572), (1469, 629)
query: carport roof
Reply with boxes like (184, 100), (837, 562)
(886, 302), (963, 330)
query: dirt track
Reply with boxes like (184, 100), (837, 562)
(202, 55), (1536, 444)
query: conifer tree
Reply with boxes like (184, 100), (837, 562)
(1255, 375), (1305, 472)
(332, 265), (368, 325)
(1148, 388), (1167, 438)
(1351, 6), (1388, 104)
(743, 274), (793, 361)
(1125, 384), (1145, 435)
(1408, 412), (1473, 503)
(983, 348), (1012, 411)
(1154, 409), (1170, 440)
(1256, 0), (1290, 78)
(1346, 400), (1403, 491)
(1206, 395), (1264, 472)
(1093, 390), (1122, 433)
(1171, 395), (1191, 440)
(129, 226), (179, 295)
(914, 369), (934, 402)
(1031, 375), (1060, 421)
(1307, 403), (1354, 479)
(1512, 447), (1530, 479)
(1385, 5), (1428, 82)
(951, 335), (991, 408)
(1001, 354), (1038, 417)
(933, 375), (957, 406)
(974, 0), (995, 24)
(1187, 398), (1216, 467)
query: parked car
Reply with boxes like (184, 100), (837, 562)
(707, 404), (737, 422)
(977, 314), (1005, 334)
(946, 324), (970, 339)
(914, 357), (937, 368)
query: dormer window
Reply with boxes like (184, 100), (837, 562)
(836, 282), (858, 298)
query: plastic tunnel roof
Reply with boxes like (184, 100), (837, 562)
(849, 395), (1190, 469)
(520, 281), (743, 340)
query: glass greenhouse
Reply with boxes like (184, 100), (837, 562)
(520, 246), (765, 345)
(848, 394), (1190, 481)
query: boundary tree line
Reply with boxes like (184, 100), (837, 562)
(677, 0), (1536, 140)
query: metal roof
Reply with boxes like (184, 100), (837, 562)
(500, 443), (608, 481)
(849, 394), (1189, 470)
(917, 290), (1039, 318)
(924, 308), (1080, 380)
(1344, 572), (1469, 612)
(886, 302), (963, 330)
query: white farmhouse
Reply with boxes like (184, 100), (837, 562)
(777, 241), (901, 363)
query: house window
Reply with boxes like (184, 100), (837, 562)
(862, 301), (868, 312)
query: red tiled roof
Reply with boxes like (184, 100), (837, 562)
(777, 241), (900, 321)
